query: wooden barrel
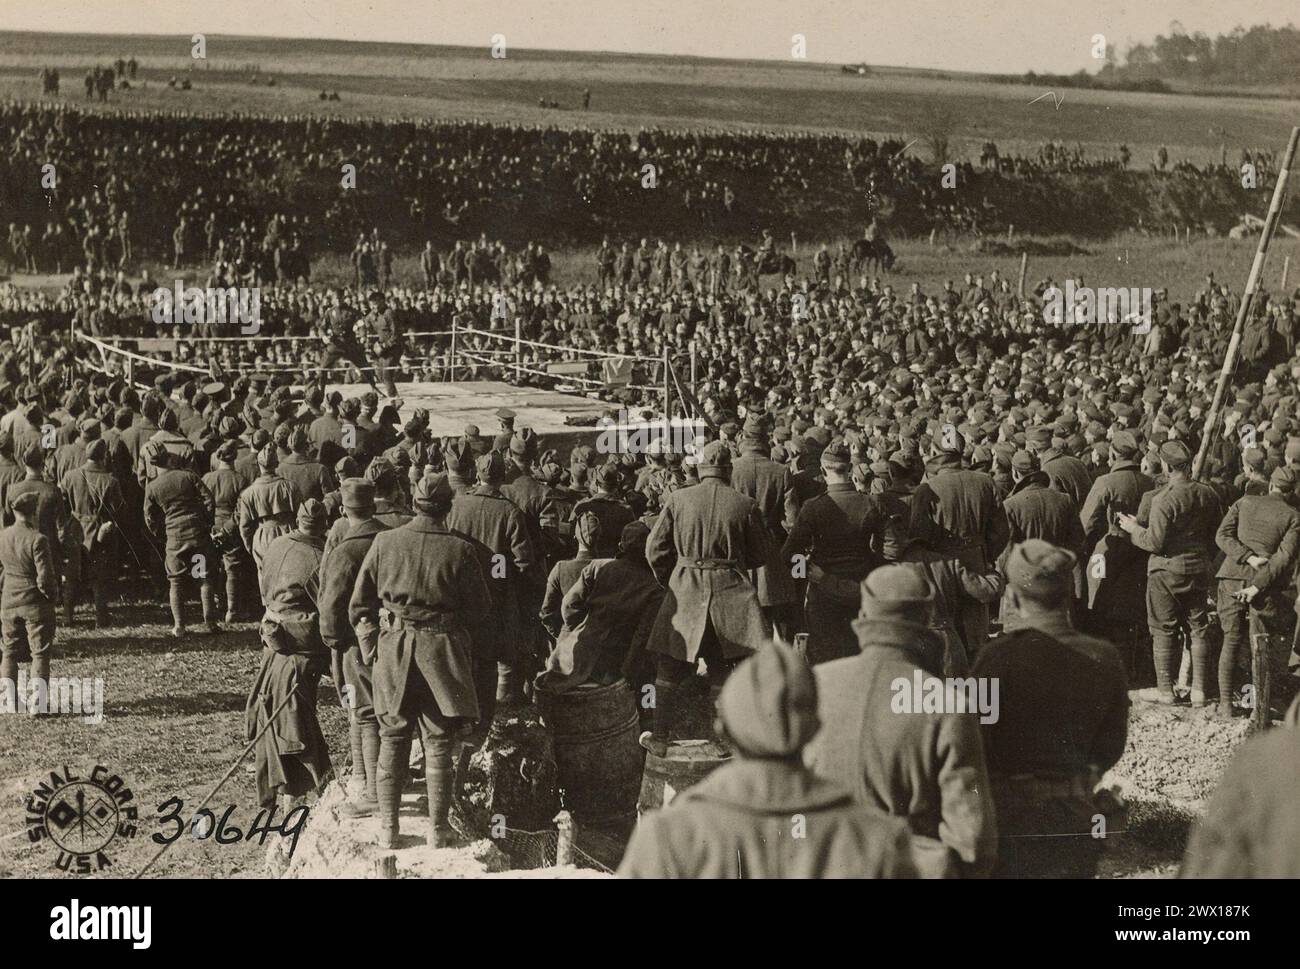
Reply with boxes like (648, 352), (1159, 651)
(534, 679), (644, 830)
(637, 739), (731, 815)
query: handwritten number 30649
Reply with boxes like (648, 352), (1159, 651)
(153, 797), (310, 857)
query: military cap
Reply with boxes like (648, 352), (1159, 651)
(1242, 446), (1266, 471)
(696, 440), (733, 471)
(341, 477), (377, 510)
(1005, 539), (1076, 600)
(257, 443), (279, 471)
(215, 439), (240, 463)
(1011, 449), (1038, 473)
(273, 422), (293, 447)
(10, 490), (40, 517)
(1270, 466), (1296, 492)
(86, 438), (110, 463)
(219, 415), (244, 439)
(288, 426), (311, 453)
(717, 639), (819, 758)
(251, 428), (271, 450)
(202, 381), (227, 401)
(1026, 426), (1052, 447)
(365, 456), (396, 486)
(414, 473), (454, 513)
(538, 461), (564, 485)
(475, 450), (506, 483)
(820, 442), (851, 470)
(20, 442), (44, 468)
(297, 498), (326, 533)
(510, 428), (538, 457)
(360, 390), (379, 408)
(594, 461), (623, 491)
(856, 565), (935, 624)
(1286, 438), (1300, 463)
(340, 396), (361, 418)
(79, 417), (102, 441)
(1110, 430), (1139, 457)
(335, 455), (360, 478)
(306, 386), (324, 407)
(495, 407), (516, 424)
(742, 412), (770, 438)
(1158, 439), (1192, 468)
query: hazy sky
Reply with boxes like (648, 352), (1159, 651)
(1, 0), (1295, 73)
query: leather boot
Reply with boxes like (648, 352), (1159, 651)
(1189, 633), (1214, 706)
(31, 656), (51, 716)
(201, 581), (219, 633)
(1149, 634), (1178, 699)
(94, 582), (110, 628)
(361, 722), (380, 804)
(425, 757), (457, 848)
(347, 721), (365, 794)
(168, 579), (186, 636)
(225, 572), (240, 623)
(638, 679), (675, 757)
(62, 585), (76, 626)
(375, 735), (410, 847)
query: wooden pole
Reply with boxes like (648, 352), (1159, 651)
(514, 313), (522, 383)
(554, 810), (574, 868)
(661, 343), (671, 426)
(1283, 254), (1291, 292)
(1017, 252), (1028, 299)
(1193, 126), (1300, 482)
(449, 315), (457, 382)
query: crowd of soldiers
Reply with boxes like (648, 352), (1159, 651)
(2, 263), (1299, 877)
(6, 98), (1284, 290)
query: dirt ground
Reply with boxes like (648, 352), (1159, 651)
(0, 589), (1258, 879)
(0, 596), (348, 881)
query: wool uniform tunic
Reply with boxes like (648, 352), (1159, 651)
(646, 475), (771, 662)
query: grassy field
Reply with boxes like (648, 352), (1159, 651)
(1, 31), (1298, 165)
(0, 598), (348, 881)
(293, 232), (1300, 307)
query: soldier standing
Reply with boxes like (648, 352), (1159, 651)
(619, 642), (917, 879)
(205, 440), (251, 622)
(732, 414), (800, 640)
(61, 438), (124, 627)
(1078, 430), (1153, 676)
(803, 566), (997, 877)
(350, 475), (495, 848)
(642, 441), (771, 756)
(143, 440), (218, 636)
(361, 291), (402, 398)
(0, 491), (58, 698)
(1118, 440), (1222, 705)
(245, 500), (332, 808)
(238, 444), (299, 594)
(1214, 466), (1300, 720)
(909, 426), (1009, 655)
(973, 540), (1129, 878)
(446, 451), (542, 711)
(320, 479), (390, 819)
(782, 442), (886, 663)
(280, 426), (336, 504)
